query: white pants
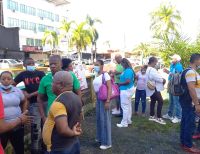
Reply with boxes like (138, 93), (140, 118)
(120, 87), (134, 126)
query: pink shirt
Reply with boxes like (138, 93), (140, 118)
(136, 72), (146, 90)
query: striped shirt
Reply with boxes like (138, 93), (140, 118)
(185, 69), (200, 99)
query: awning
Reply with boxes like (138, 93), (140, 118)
(45, 0), (70, 6)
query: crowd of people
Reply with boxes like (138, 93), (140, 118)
(0, 53), (199, 154)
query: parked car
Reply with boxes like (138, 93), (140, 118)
(0, 59), (23, 69)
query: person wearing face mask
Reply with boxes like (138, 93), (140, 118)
(134, 65), (148, 116)
(0, 71), (28, 154)
(163, 54), (183, 124)
(14, 58), (45, 154)
(93, 60), (112, 150)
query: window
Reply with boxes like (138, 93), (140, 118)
(20, 20), (28, 29)
(38, 24), (46, 32)
(29, 22), (36, 32)
(35, 39), (42, 47)
(55, 14), (59, 22)
(7, 17), (19, 27)
(26, 38), (34, 46)
(20, 4), (27, 13)
(7, 0), (18, 11)
(27, 7), (36, 16)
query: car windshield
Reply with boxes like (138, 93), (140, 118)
(8, 59), (18, 64)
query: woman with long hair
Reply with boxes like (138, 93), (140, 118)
(117, 58), (135, 128)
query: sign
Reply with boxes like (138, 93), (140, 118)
(22, 45), (42, 52)
(73, 64), (88, 90)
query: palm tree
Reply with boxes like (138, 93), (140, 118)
(86, 15), (102, 62)
(42, 30), (59, 55)
(70, 22), (92, 61)
(150, 3), (182, 40)
(59, 20), (74, 53)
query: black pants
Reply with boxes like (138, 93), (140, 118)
(1, 127), (24, 154)
(150, 91), (163, 118)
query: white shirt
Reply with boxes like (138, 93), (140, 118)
(145, 67), (164, 97)
(93, 72), (111, 92)
(136, 72), (146, 90)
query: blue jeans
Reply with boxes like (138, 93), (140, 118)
(134, 89), (146, 113)
(96, 96), (112, 146)
(180, 102), (196, 148)
(168, 94), (182, 119)
(45, 141), (80, 154)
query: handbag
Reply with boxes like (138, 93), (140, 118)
(98, 73), (120, 101)
(147, 68), (156, 90)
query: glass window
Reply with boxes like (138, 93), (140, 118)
(29, 22), (36, 32)
(38, 24), (46, 32)
(35, 39), (42, 47)
(27, 6), (36, 16)
(7, 0), (18, 11)
(55, 14), (59, 22)
(7, 17), (19, 27)
(20, 4), (26, 13)
(20, 20), (28, 29)
(26, 38), (34, 46)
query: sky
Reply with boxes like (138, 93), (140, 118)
(67, 0), (200, 51)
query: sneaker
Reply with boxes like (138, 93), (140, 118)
(112, 108), (117, 113)
(171, 117), (181, 124)
(155, 118), (166, 125)
(193, 133), (200, 139)
(112, 110), (121, 115)
(149, 116), (156, 121)
(116, 123), (128, 128)
(163, 114), (173, 120)
(100, 145), (112, 150)
(128, 121), (132, 125)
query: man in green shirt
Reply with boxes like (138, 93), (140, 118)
(113, 54), (124, 115)
(37, 55), (62, 123)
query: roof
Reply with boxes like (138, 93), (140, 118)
(46, 0), (70, 6)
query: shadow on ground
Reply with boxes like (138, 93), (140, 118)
(80, 101), (200, 154)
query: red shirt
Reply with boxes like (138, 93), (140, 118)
(0, 93), (4, 154)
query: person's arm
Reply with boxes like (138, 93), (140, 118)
(152, 69), (164, 83)
(104, 79), (111, 110)
(51, 102), (82, 137)
(188, 81), (199, 106)
(20, 98), (28, 113)
(0, 110), (32, 133)
(25, 91), (38, 100)
(37, 78), (47, 123)
(37, 94), (47, 123)
(55, 116), (82, 137)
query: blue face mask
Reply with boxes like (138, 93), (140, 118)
(1, 85), (12, 90)
(27, 65), (36, 71)
(94, 66), (100, 73)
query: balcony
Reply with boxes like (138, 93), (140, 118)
(46, 0), (70, 6)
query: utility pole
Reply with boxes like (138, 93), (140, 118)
(0, 0), (3, 26)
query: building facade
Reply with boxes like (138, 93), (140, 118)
(2, 0), (69, 57)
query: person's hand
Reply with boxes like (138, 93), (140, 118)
(163, 68), (169, 73)
(72, 122), (82, 136)
(24, 92), (32, 99)
(104, 100), (110, 110)
(19, 110), (32, 125)
(195, 105), (200, 113)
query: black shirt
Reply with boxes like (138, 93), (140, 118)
(14, 70), (45, 103)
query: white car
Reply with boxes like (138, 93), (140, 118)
(0, 59), (23, 69)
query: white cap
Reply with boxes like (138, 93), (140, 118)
(171, 54), (181, 61)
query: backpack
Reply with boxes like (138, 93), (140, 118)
(170, 68), (197, 96)
(168, 73), (183, 96)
